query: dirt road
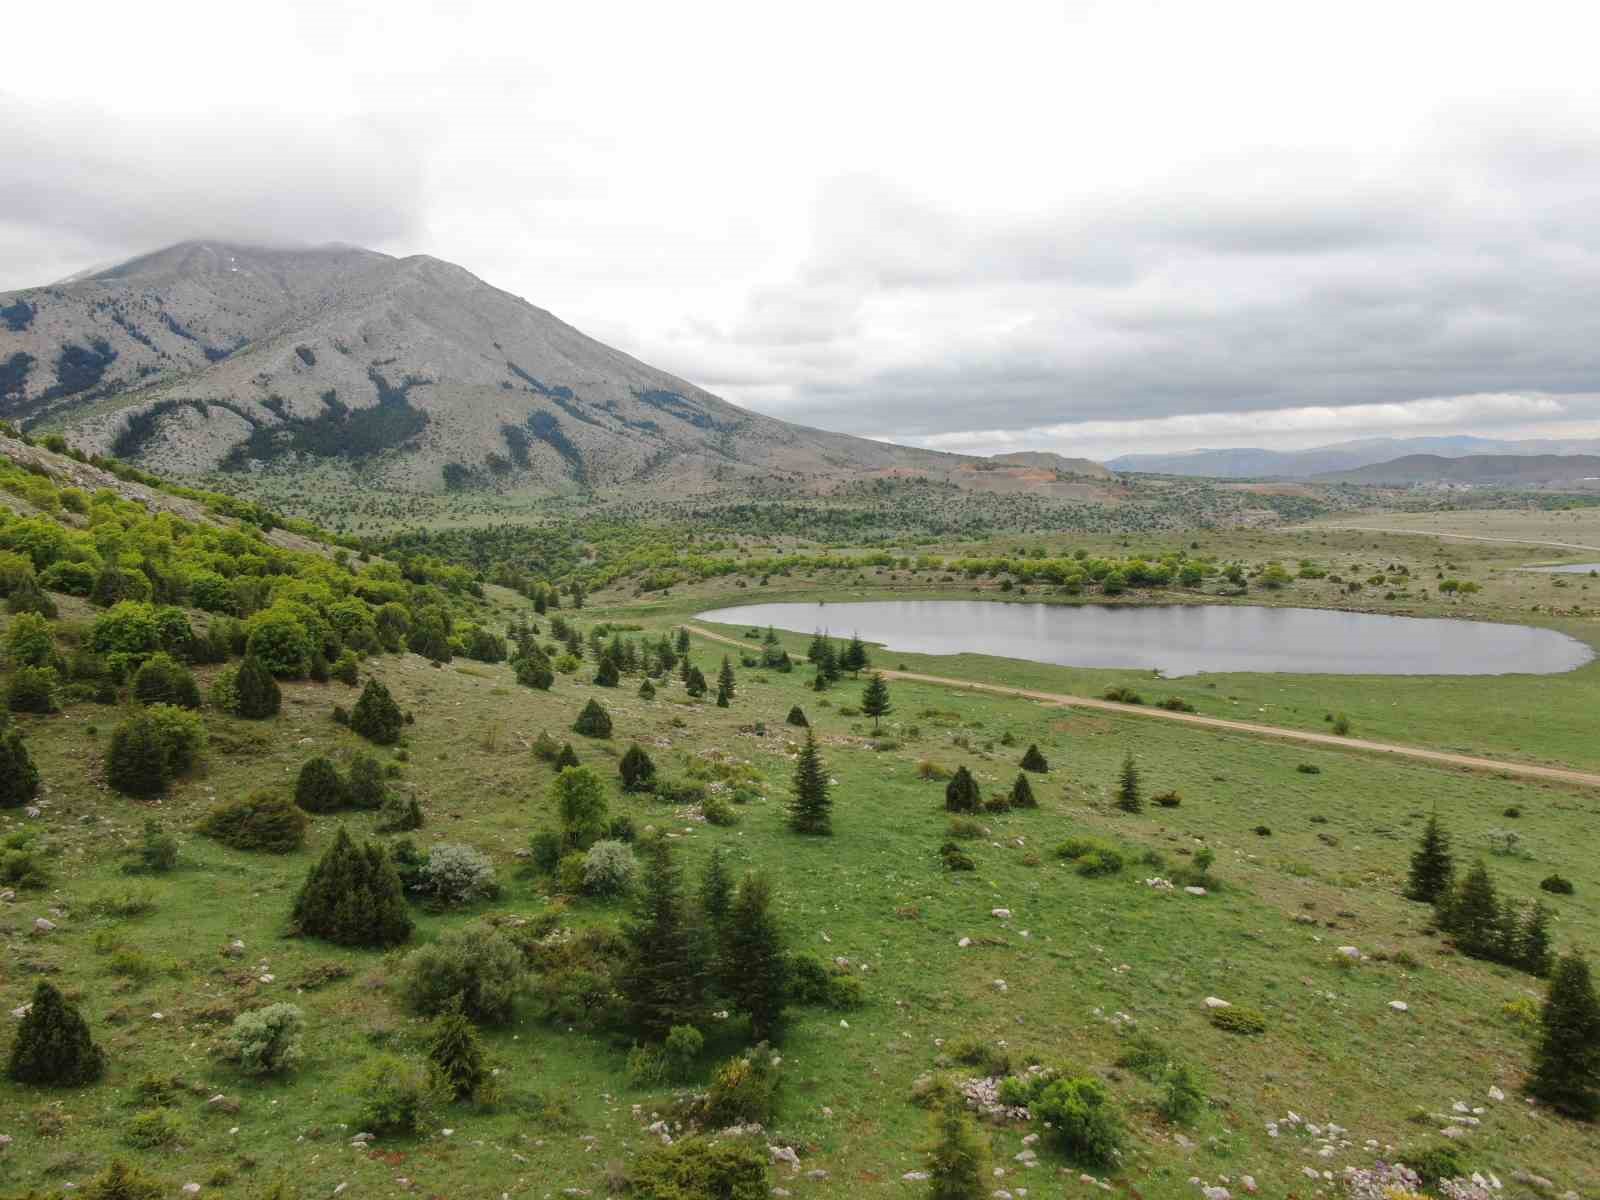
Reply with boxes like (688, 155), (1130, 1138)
(685, 625), (1600, 789)
(1316, 524), (1600, 555)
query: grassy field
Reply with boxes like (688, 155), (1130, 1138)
(3, 575), (1598, 1199)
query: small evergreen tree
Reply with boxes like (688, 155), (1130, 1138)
(594, 655), (620, 687)
(817, 639), (841, 683)
(350, 677), (403, 744)
(428, 1000), (487, 1100)
(718, 656), (736, 700)
(1020, 743), (1048, 773)
(841, 633), (869, 677)
(638, 677), (656, 699)
(554, 765), (608, 850)
(7, 574), (57, 618)
(555, 741), (581, 770)
(861, 672), (892, 732)
(788, 729), (832, 835)
(82, 1160), (164, 1200)
(700, 847), (733, 928)
(573, 698), (613, 738)
(722, 874), (789, 1043)
(233, 653), (282, 718)
(7, 980), (105, 1086)
(944, 766), (980, 814)
(1520, 901), (1555, 978)
(1441, 861), (1502, 959)
(294, 756), (348, 813)
(347, 752), (388, 810)
(620, 744), (657, 793)
(807, 630), (828, 663)
(131, 653), (202, 709)
(926, 1093), (988, 1200)
(716, 679), (731, 707)
(1115, 752), (1141, 813)
(291, 827), (413, 948)
(106, 712), (171, 797)
(675, 627), (690, 656)
(1405, 811), (1454, 903)
(0, 727), (41, 808)
(1009, 772), (1036, 809)
(620, 836), (705, 1042)
(786, 705), (808, 727)
(1528, 952), (1600, 1120)
(685, 665), (708, 698)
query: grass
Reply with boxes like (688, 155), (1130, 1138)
(3, 575), (1599, 1198)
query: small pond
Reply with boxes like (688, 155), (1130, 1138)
(697, 600), (1593, 677)
(1525, 562), (1600, 574)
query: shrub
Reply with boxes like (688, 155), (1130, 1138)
(694, 1048), (781, 1127)
(557, 851), (588, 894)
(128, 819), (177, 873)
(331, 650), (360, 686)
(785, 705), (808, 727)
(350, 678), (403, 744)
(292, 828), (413, 948)
(620, 744), (656, 792)
(1254, 825), (1272, 837)
(123, 1109), (184, 1148)
(7, 981), (106, 1086)
(553, 765), (608, 850)
(7, 665), (59, 713)
(246, 609), (313, 677)
(8, 574), (58, 618)
(1102, 685), (1143, 704)
(1056, 837), (1123, 875)
(925, 1094), (989, 1200)
(629, 1137), (769, 1200)
(940, 840), (976, 871)
(398, 924), (524, 1023)
(348, 1054), (445, 1135)
(1540, 874), (1575, 895)
(1209, 1006), (1267, 1035)
(947, 817), (984, 839)
(232, 654), (281, 718)
(1159, 1062), (1205, 1124)
(106, 712), (172, 797)
(1297, 763), (1322, 774)
(702, 795), (739, 826)
(1157, 696), (1196, 713)
(379, 793), (424, 833)
(131, 653), (200, 709)
(82, 1160), (165, 1200)
(1401, 1145), (1467, 1190)
(197, 792), (306, 852)
(944, 766), (980, 813)
(582, 840), (638, 896)
(5, 612), (57, 669)
(226, 1004), (304, 1075)
(1020, 743), (1048, 772)
(664, 1023), (704, 1080)
(531, 731), (562, 762)
(0, 727), (41, 808)
(1009, 773), (1037, 808)
(294, 756), (348, 813)
(427, 1001), (487, 1100)
(416, 843), (499, 906)
(1030, 1076), (1124, 1166)
(347, 752), (387, 809)
(573, 698), (612, 738)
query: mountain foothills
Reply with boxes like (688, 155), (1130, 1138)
(1109, 436), (1600, 479)
(0, 241), (1118, 502)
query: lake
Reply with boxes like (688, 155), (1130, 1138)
(697, 600), (1594, 677)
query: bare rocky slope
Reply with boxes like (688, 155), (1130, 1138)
(0, 241), (1105, 499)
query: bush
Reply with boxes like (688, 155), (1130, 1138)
(1020, 743), (1048, 772)
(620, 744), (656, 792)
(944, 766), (980, 813)
(1541, 874), (1575, 895)
(1056, 837), (1123, 876)
(416, 843), (499, 906)
(1401, 1145), (1467, 1190)
(694, 1048), (781, 1127)
(398, 924), (525, 1023)
(106, 712), (171, 797)
(582, 839), (638, 896)
(1209, 1006), (1267, 1035)
(1296, 763), (1322, 775)
(0, 727), (41, 808)
(294, 756), (348, 813)
(947, 817), (984, 839)
(292, 828), (413, 948)
(347, 752), (387, 809)
(557, 851), (588, 895)
(629, 1136), (769, 1200)
(130, 653), (200, 709)
(126, 819), (178, 873)
(7, 665), (59, 713)
(573, 698), (612, 738)
(123, 1109), (184, 1148)
(82, 1160), (165, 1200)
(428, 1001), (487, 1100)
(350, 678), (403, 744)
(1102, 685), (1143, 704)
(553, 765), (608, 850)
(1157, 695), (1196, 713)
(1152, 790), (1182, 808)
(226, 1004), (304, 1075)
(5, 612), (57, 668)
(7, 981), (106, 1086)
(332, 650), (361, 685)
(664, 1023), (704, 1080)
(702, 795), (739, 826)
(197, 792), (307, 853)
(232, 654), (281, 718)
(940, 840), (976, 871)
(348, 1054), (446, 1135)
(1159, 1062), (1205, 1124)
(1031, 1076), (1124, 1166)
(785, 705), (808, 727)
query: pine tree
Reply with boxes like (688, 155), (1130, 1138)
(0, 726), (41, 808)
(944, 766), (980, 814)
(350, 678), (403, 744)
(291, 827), (413, 948)
(346, 753), (388, 810)
(700, 847), (733, 928)
(1520, 901), (1555, 978)
(594, 655), (620, 687)
(1009, 773), (1036, 809)
(428, 999), (487, 1100)
(1528, 952), (1600, 1119)
(807, 630), (828, 664)
(718, 656), (736, 700)
(555, 741), (581, 770)
(7, 980), (105, 1086)
(294, 756), (348, 813)
(842, 633), (869, 677)
(675, 627), (690, 656)
(638, 678), (656, 699)
(785, 705), (808, 728)
(234, 654), (281, 718)
(573, 698), (613, 738)
(925, 1092), (989, 1200)
(620, 836), (705, 1042)
(789, 729), (832, 835)
(7, 574), (57, 619)
(722, 874), (790, 1043)
(1441, 861), (1502, 960)
(106, 712), (170, 797)
(1115, 752), (1142, 813)
(620, 744), (657, 793)
(82, 1159), (164, 1200)
(818, 639), (842, 683)
(686, 666), (708, 698)
(1405, 812), (1454, 903)
(131, 653), (200, 709)
(716, 679), (731, 707)
(1020, 743), (1049, 773)
(861, 672), (892, 732)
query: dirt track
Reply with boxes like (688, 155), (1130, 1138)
(685, 625), (1600, 790)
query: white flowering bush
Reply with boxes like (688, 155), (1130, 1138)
(226, 1003), (304, 1075)
(418, 843), (499, 906)
(582, 839), (638, 897)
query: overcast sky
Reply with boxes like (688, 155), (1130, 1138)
(5, 0), (1600, 460)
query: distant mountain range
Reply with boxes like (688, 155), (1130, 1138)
(1107, 435), (1600, 479)
(1315, 453), (1600, 486)
(0, 240), (1108, 500)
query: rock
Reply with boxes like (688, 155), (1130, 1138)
(958, 937), (972, 948)
(351, 1132), (374, 1143)
(1388, 1000), (1409, 1012)
(803, 1168), (828, 1181)
(1511, 1171), (1554, 1193)
(207, 1095), (241, 1114)
(903, 1172), (930, 1182)
(1439, 1126), (1467, 1139)
(991, 908), (1012, 919)
(769, 1145), (800, 1170)
(24, 807), (40, 819)
(1184, 886), (1208, 896)
(1241, 1176), (1257, 1194)
(224, 940), (245, 958)
(182, 1185), (201, 1196)
(0, 1135), (11, 1150)
(1337, 946), (1361, 960)
(1021, 1134), (1039, 1146)
(32, 918), (55, 933)
(1013, 1149), (1037, 1164)
(1203, 997), (1231, 1009)
(992, 979), (1008, 993)
(1488, 1086), (1505, 1102)
(10, 1004), (31, 1020)
(1202, 1188), (1231, 1200)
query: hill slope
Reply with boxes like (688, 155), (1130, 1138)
(0, 241), (1024, 497)
(1317, 453), (1600, 485)
(1108, 435), (1600, 478)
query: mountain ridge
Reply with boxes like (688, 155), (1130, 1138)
(1107, 434), (1600, 478)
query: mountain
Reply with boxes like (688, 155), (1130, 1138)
(987, 451), (1111, 478)
(1316, 453), (1600, 486)
(1106, 435), (1600, 479)
(0, 240), (1064, 498)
